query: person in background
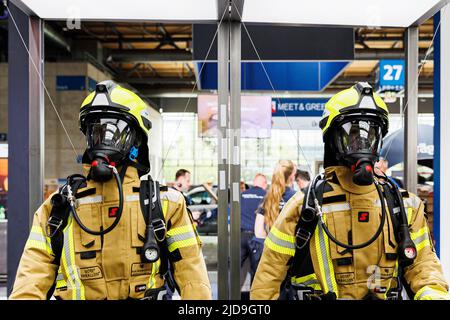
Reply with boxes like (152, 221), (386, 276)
(173, 169), (192, 195)
(172, 169), (200, 217)
(295, 169), (311, 191)
(374, 156), (404, 188)
(240, 174), (268, 292)
(250, 160), (296, 284)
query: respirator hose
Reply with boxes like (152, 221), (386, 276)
(316, 180), (386, 250)
(70, 165), (123, 236)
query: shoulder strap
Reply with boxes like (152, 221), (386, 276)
(381, 182), (401, 246)
(289, 176), (326, 276)
(139, 176), (177, 291)
(47, 174), (87, 265)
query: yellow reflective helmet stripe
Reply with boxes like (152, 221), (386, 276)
(265, 226), (296, 256)
(80, 83), (151, 136)
(26, 225), (53, 255)
(322, 87), (359, 134)
(314, 215), (339, 297)
(60, 216), (85, 300)
(320, 84), (389, 137)
(415, 285), (450, 300)
(291, 273), (322, 291)
(81, 91), (95, 108)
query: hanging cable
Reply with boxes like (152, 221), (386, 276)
(231, 0), (314, 175)
(377, 9), (443, 161)
(6, 4), (80, 161)
(157, 5), (230, 180)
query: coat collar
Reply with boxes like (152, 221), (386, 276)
(324, 166), (376, 194)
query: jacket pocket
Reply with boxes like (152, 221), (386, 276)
(73, 204), (102, 253)
(327, 211), (353, 259)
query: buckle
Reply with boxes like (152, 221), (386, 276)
(295, 228), (311, 249)
(386, 289), (399, 300)
(152, 219), (167, 242)
(46, 216), (64, 238)
(294, 288), (314, 300)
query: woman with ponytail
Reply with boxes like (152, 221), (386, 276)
(248, 160), (297, 285)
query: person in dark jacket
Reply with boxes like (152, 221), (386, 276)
(240, 174), (267, 289)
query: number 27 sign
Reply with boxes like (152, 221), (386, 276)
(379, 59), (405, 91)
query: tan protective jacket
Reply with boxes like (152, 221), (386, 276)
(251, 166), (450, 300)
(10, 166), (211, 300)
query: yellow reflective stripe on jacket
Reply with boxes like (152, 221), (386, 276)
(147, 260), (161, 289)
(55, 269), (67, 289)
(291, 273), (321, 291)
(265, 226), (296, 256)
(415, 285), (450, 300)
(411, 226), (431, 252)
(315, 215), (339, 296)
(166, 223), (198, 252)
(407, 207), (413, 225)
(162, 199), (168, 218)
(60, 216), (85, 300)
(25, 225), (53, 255)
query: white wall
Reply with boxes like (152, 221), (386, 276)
(147, 106), (163, 181)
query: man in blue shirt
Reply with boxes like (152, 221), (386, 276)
(240, 173), (267, 289)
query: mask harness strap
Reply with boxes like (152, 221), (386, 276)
(374, 172), (417, 266)
(311, 174), (386, 250)
(48, 165), (125, 237)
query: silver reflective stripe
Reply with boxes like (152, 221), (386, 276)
(297, 279), (320, 287)
(161, 189), (181, 203)
(62, 220), (83, 300)
(76, 195), (103, 206)
(404, 197), (421, 210)
(321, 203), (350, 213)
(56, 273), (64, 281)
(413, 233), (429, 245)
(375, 198), (420, 210)
(29, 231), (47, 243)
(125, 194), (139, 202)
(317, 222), (335, 293)
(267, 232), (296, 250)
(417, 289), (438, 300)
(166, 231), (197, 246)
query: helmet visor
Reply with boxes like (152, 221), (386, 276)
(86, 117), (135, 154)
(335, 119), (382, 155)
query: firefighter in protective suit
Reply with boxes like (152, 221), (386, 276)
(251, 82), (450, 300)
(10, 81), (212, 300)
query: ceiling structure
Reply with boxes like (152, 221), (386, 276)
(0, 17), (436, 96)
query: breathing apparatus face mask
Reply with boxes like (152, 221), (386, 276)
(85, 116), (139, 182)
(334, 119), (383, 186)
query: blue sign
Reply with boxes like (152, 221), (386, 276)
(198, 61), (349, 91)
(379, 60), (405, 92)
(88, 77), (97, 92)
(56, 76), (86, 91)
(271, 98), (328, 117)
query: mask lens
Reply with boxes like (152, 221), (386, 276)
(337, 120), (381, 154)
(86, 117), (135, 154)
